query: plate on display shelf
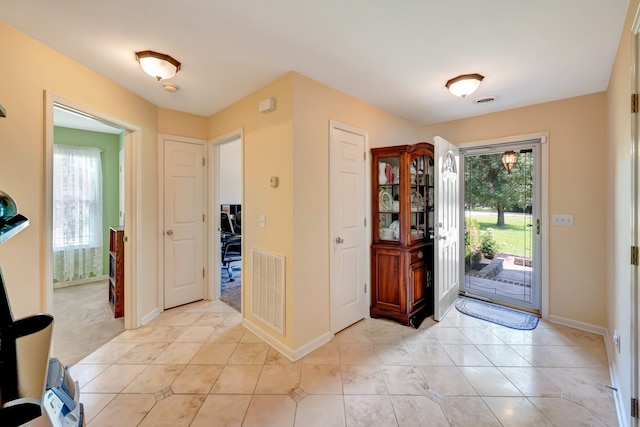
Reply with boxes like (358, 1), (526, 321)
(411, 192), (424, 210)
(379, 188), (393, 211)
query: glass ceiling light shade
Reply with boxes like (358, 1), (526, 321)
(135, 51), (181, 81)
(445, 73), (484, 98)
(501, 151), (518, 174)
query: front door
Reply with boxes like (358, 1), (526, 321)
(434, 136), (461, 321)
(461, 142), (541, 313)
(330, 121), (368, 333)
(163, 138), (205, 309)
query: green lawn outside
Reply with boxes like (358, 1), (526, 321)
(466, 211), (532, 258)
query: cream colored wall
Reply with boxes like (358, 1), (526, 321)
(422, 93), (608, 327)
(606, 0), (638, 421)
(208, 73), (296, 347)
(158, 108), (208, 139)
(290, 73), (419, 348)
(207, 71), (419, 352)
(0, 23), (160, 321)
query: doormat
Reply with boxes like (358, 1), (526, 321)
(455, 297), (538, 330)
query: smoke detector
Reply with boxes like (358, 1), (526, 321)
(162, 82), (179, 92)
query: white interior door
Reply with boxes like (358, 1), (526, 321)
(433, 136), (460, 321)
(330, 122), (368, 333)
(164, 138), (205, 309)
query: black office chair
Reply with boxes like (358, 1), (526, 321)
(220, 212), (241, 281)
(0, 267), (54, 427)
(222, 241), (242, 282)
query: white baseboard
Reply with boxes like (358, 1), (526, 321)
(140, 307), (161, 326)
(242, 318), (333, 362)
(546, 314), (607, 336)
(53, 275), (108, 289)
(548, 315), (626, 426)
(291, 331), (333, 361)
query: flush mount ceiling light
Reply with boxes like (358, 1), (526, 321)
(135, 50), (181, 81)
(445, 73), (484, 98)
(501, 151), (518, 174)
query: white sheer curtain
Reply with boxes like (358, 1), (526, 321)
(53, 145), (104, 283)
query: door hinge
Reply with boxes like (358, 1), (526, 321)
(632, 397), (638, 418)
(203, 214), (205, 222)
(364, 284), (367, 294)
(632, 246), (639, 266)
(202, 157), (205, 166)
(203, 268), (205, 279)
(364, 218), (367, 227)
(363, 151), (367, 161)
(633, 94), (639, 113)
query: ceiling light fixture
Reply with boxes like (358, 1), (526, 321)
(445, 73), (484, 98)
(501, 151), (518, 174)
(135, 50), (181, 81)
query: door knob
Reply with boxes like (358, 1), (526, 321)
(166, 229), (174, 236)
(335, 237), (344, 244)
(438, 235), (446, 240)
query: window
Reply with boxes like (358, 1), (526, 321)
(53, 145), (103, 282)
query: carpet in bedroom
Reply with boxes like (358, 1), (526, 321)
(220, 266), (241, 312)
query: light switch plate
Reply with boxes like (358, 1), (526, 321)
(551, 214), (574, 226)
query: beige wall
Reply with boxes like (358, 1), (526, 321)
(421, 93), (608, 327)
(290, 74), (419, 348)
(0, 23), (161, 320)
(208, 72), (419, 353)
(208, 73), (296, 347)
(158, 108), (208, 139)
(606, 0), (639, 421)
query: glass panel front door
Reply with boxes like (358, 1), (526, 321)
(462, 144), (540, 312)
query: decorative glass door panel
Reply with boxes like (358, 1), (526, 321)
(409, 154), (428, 243)
(377, 155), (400, 241)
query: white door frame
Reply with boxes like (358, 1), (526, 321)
(207, 129), (244, 302)
(329, 120), (370, 334)
(157, 134), (208, 310)
(44, 91), (142, 329)
(456, 132), (549, 319)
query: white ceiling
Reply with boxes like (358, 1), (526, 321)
(0, 0), (630, 126)
(54, 107), (123, 134)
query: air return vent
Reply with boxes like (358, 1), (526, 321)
(473, 96), (498, 104)
(251, 249), (285, 335)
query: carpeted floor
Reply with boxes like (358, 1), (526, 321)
(53, 280), (124, 366)
(220, 265), (241, 312)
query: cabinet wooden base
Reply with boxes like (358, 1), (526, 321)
(370, 305), (430, 328)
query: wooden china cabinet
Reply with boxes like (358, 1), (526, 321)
(370, 142), (434, 327)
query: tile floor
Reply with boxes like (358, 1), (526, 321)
(69, 299), (619, 426)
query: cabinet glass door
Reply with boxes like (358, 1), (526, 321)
(409, 154), (427, 242)
(377, 156), (400, 241)
(427, 156), (434, 239)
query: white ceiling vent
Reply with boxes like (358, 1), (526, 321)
(473, 96), (498, 104)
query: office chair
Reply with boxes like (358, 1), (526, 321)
(220, 212), (241, 281)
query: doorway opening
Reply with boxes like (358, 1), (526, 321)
(210, 132), (243, 313)
(46, 99), (137, 366)
(460, 140), (542, 314)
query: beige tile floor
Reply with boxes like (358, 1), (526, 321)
(69, 299), (619, 426)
